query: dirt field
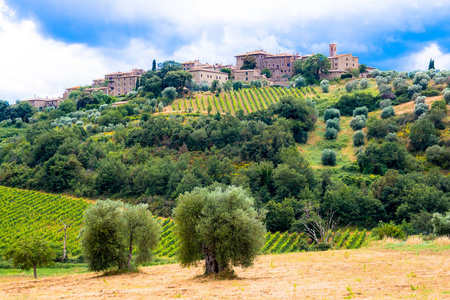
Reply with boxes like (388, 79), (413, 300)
(1, 248), (449, 299)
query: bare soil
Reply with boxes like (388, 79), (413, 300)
(1, 248), (449, 299)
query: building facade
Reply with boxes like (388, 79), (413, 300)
(189, 68), (229, 85)
(321, 43), (360, 80)
(104, 68), (144, 97)
(234, 69), (266, 82)
(21, 97), (63, 109)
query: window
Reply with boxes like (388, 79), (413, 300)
(246, 77), (248, 81)
(346, 58), (348, 61)
(346, 63), (348, 66)
(287, 63), (290, 67)
(277, 65), (279, 68)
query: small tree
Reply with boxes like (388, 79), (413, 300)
(4, 236), (55, 279)
(261, 68), (272, 78)
(381, 106), (395, 119)
(173, 186), (266, 275)
(324, 108), (340, 121)
(324, 127), (338, 140)
(359, 78), (369, 89)
(321, 149), (337, 166)
(350, 116), (366, 130)
(241, 56), (257, 70)
(326, 118), (340, 131)
(353, 106), (368, 117)
(320, 80), (330, 93)
(298, 201), (340, 245)
(431, 212), (450, 235)
(353, 131), (365, 146)
(162, 87), (177, 101)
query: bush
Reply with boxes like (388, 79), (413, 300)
(426, 145), (450, 169)
(371, 221), (405, 240)
(335, 93), (381, 116)
(353, 106), (368, 117)
(350, 116), (366, 131)
(324, 108), (340, 121)
(321, 149), (337, 166)
(431, 212), (450, 235)
(320, 80), (330, 93)
(324, 127), (338, 140)
(162, 87), (177, 101)
(414, 103), (429, 117)
(381, 106), (395, 119)
(385, 133), (398, 142)
(352, 131), (365, 146)
(360, 79), (369, 89)
(326, 118), (340, 131)
(415, 95), (426, 104)
(444, 91), (450, 104)
(379, 100), (392, 109)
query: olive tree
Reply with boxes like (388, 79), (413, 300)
(80, 200), (160, 272)
(320, 80), (330, 93)
(173, 186), (266, 275)
(4, 236), (55, 279)
(162, 87), (177, 101)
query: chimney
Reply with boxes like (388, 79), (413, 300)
(329, 43), (337, 57)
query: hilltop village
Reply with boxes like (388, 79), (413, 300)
(22, 43), (369, 109)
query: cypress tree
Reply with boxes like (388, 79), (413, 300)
(152, 59), (157, 71)
(428, 58), (435, 70)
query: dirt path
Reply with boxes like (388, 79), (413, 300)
(1, 248), (449, 299)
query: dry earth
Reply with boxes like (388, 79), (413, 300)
(1, 248), (449, 299)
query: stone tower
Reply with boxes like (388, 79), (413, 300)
(329, 43), (337, 57)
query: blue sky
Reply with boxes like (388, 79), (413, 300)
(2, 0), (450, 102)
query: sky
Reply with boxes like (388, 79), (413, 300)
(2, 0), (450, 102)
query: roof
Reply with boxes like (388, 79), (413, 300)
(22, 97), (62, 102)
(182, 60), (200, 65)
(188, 68), (229, 75)
(66, 86), (80, 90)
(235, 50), (268, 57)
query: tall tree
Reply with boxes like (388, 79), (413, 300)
(428, 58), (435, 70)
(240, 56), (257, 70)
(152, 59), (157, 72)
(293, 54), (331, 84)
(173, 186), (266, 275)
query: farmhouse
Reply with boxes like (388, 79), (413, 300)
(21, 96), (63, 109)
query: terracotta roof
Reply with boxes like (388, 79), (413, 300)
(66, 86), (80, 90)
(188, 68), (228, 74)
(235, 50), (268, 57)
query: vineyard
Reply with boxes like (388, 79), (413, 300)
(0, 186), (89, 256)
(155, 219), (367, 257)
(0, 186), (366, 260)
(168, 86), (323, 115)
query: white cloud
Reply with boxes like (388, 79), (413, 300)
(401, 43), (450, 71)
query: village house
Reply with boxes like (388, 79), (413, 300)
(321, 43), (360, 79)
(103, 68), (145, 97)
(21, 96), (63, 109)
(182, 60), (230, 85)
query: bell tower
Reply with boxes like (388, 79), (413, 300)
(329, 43), (337, 57)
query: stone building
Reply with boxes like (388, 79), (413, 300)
(321, 43), (360, 80)
(235, 50), (299, 85)
(234, 69), (266, 82)
(104, 68), (145, 97)
(63, 86), (81, 100)
(21, 96), (63, 109)
(189, 68), (229, 85)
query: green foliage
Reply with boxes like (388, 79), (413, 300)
(80, 200), (160, 272)
(357, 141), (408, 175)
(321, 149), (337, 166)
(409, 118), (438, 152)
(261, 68), (272, 78)
(162, 87), (177, 101)
(326, 118), (340, 131)
(353, 106), (368, 117)
(173, 186), (266, 274)
(241, 56), (257, 70)
(324, 108), (340, 121)
(4, 236), (55, 279)
(381, 106), (395, 119)
(58, 99), (77, 114)
(371, 221), (405, 240)
(431, 212), (450, 235)
(335, 93), (381, 116)
(293, 54), (331, 84)
(352, 131), (365, 146)
(320, 80), (330, 93)
(426, 145), (450, 169)
(324, 127), (338, 140)
(350, 115), (366, 131)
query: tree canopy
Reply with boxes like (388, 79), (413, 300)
(173, 186), (266, 275)
(293, 54), (331, 84)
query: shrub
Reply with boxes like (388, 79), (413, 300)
(414, 103), (429, 117)
(431, 99), (448, 113)
(381, 106), (395, 119)
(320, 80), (330, 93)
(379, 100), (392, 109)
(444, 91), (450, 104)
(385, 133), (398, 142)
(360, 79), (369, 89)
(350, 116), (366, 131)
(324, 127), (338, 140)
(324, 108), (340, 121)
(371, 221), (405, 240)
(321, 149), (337, 166)
(326, 118), (340, 131)
(431, 212), (450, 235)
(353, 106), (368, 117)
(415, 95), (426, 104)
(162, 87), (177, 101)
(352, 131), (365, 146)
(426, 145), (450, 169)
(345, 81), (357, 92)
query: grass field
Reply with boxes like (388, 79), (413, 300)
(1, 244), (448, 299)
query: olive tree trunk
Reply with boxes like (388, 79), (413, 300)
(202, 244), (224, 275)
(33, 264), (37, 279)
(127, 236), (133, 270)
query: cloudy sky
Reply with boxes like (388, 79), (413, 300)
(2, 0), (450, 102)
